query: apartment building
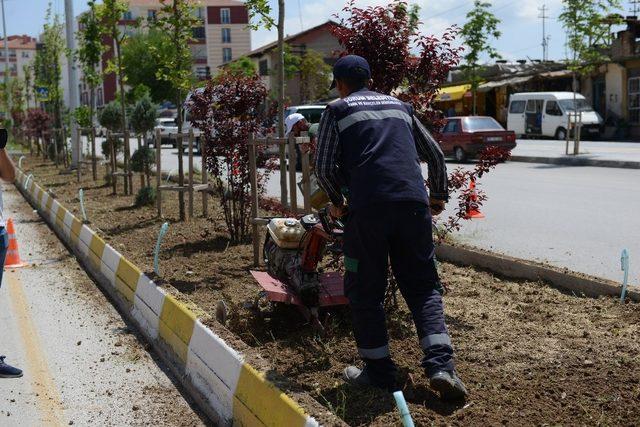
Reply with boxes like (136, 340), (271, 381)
(0, 35), (37, 80)
(77, 0), (251, 107)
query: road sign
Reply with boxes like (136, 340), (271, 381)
(35, 86), (49, 101)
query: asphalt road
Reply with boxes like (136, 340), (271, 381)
(0, 185), (206, 426)
(436, 161), (640, 286)
(101, 137), (639, 285)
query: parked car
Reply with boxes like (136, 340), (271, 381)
(150, 117), (179, 147)
(507, 92), (603, 140)
(439, 116), (517, 162)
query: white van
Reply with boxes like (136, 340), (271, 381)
(507, 92), (603, 140)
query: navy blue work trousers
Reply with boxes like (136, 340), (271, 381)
(343, 201), (455, 384)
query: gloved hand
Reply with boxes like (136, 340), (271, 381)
(0, 128), (7, 149)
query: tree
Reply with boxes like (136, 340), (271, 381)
(35, 6), (66, 151)
(23, 65), (33, 109)
(97, 0), (137, 195)
(245, 0), (287, 206)
(130, 94), (158, 188)
(25, 108), (52, 156)
(299, 49), (331, 102)
(332, 0), (462, 132)
(77, 0), (105, 130)
(151, 0), (199, 221)
(187, 70), (270, 243)
(122, 30), (176, 103)
(76, 0), (105, 180)
(224, 56), (257, 77)
(559, 0), (621, 154)
(460, 0), (501, 115)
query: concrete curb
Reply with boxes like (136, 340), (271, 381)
(435, 243), (639, 301)
(510, 155), (640, 169)
(14, 169), (323, 427)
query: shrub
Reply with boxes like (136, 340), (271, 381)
(187, 69), (270, 243)
(135, 186), (156, 206)
(101, 136), (124, 158)
(131, 146), (155, 187)
(98, 101), (123, 132)
(130, 95), (157, 137)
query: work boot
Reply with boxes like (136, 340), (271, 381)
(343, 365), (396, 391)
(0, 356), (23, 378)
(429, 370), (467, 401)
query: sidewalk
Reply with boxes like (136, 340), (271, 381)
(511, 139), (640, 169)
(0, 184), (205, 426)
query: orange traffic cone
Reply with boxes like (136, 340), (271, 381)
(4, 218), (26, 268)
(464, 179), (485, 219)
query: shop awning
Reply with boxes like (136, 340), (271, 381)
(435, 84), (472, 102)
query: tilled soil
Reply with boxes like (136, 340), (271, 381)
(20, 156), (640, 426)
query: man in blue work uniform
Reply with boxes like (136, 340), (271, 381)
(315, 55), (467, 400)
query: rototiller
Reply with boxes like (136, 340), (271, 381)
(250, 207), (349, 330)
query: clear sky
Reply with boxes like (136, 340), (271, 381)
(1, 0), (635, 63)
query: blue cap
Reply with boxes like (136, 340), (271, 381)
(330, 55), (371, 89)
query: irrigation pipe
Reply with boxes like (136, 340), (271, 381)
(18, 156), (25, 168)
(166, 169), (174, 183)
(393, 391), (414, 427)
(24, 173), (33, 189)
(620, 249), (630, 303)
(79, 188), (88, 223)
(153, 222), (170, 276)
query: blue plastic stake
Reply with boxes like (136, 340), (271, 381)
(24, 173), (33, 189)
(79, 189), (88, 223)
(153, 222), (170, 276)
(393, 391), (415, 427)
(18, 156), (25, 169)
(620, 249), (630, 303)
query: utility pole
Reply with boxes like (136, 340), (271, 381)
(631, 0), (640, 16)
(64, 0), (80, 169)
(1, 0), (10, 121)
(538, 4), (550, 61)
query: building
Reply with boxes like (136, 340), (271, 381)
(0, 35), (37, 81)
(436, 61), (573, 125)
(243, 20), (341, 105)
(76, 0), (251, 108)
(580, 17), (640, 137)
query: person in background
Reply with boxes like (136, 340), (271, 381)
(0, 128), (21, 379)
(285, 113), (318, 159)
(315, 55), (467, 400)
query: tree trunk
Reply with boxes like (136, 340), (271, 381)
(173, 2), (186, 221)
(114, 31), (130, 195)
(89, 86), (97, 181)
(277, 0), (287, 207)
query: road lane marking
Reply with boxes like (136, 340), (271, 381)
(6, 270), (65, 426)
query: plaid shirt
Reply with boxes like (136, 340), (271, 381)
(314, 108), (449, 207)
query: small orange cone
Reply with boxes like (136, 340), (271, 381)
(4, 218), (26, 268)
(464, 179), (485, 219)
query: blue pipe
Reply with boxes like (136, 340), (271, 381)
(154, 222), (170, 276)
(393, 391), (415, 427)
(24, 173), (33, 189)
(620, 249), (629, 303)
(18, 156), (25, 169)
